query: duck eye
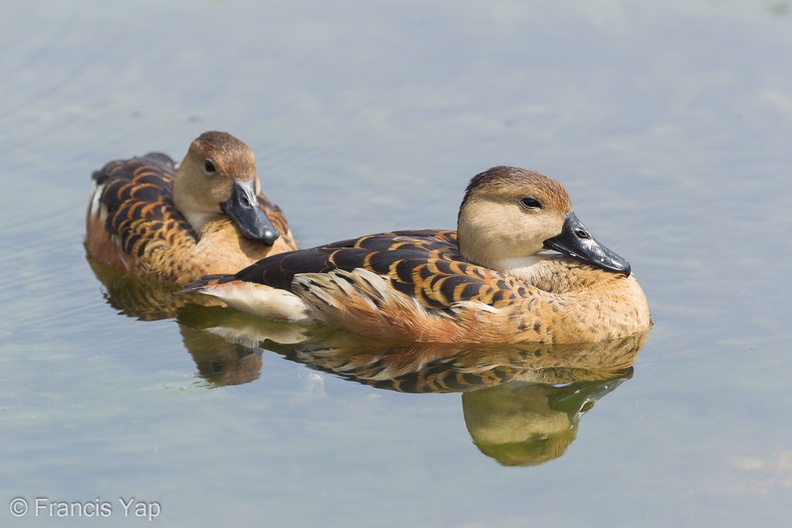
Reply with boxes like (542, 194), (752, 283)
(204, 158), (217, 174)
(520, 197), (542, 209)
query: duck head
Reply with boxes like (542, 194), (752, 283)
(457, 166), (631, 277)
(173, 131), (280, 245)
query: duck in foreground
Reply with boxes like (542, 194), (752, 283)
(180, 166), (650, 344)
(86, 131), (297, 285)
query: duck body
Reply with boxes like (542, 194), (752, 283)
(181, 166), (651, 344)
(86, 132), (297, 286)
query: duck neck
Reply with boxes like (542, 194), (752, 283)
(489, 255), (549, 283)
(487, 253), (615, 294)
(175, 204), (225, 239)
(457, 215), (546, 279)
(173, 172), (224, 238)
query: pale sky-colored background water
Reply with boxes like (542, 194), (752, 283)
(1, 1), (791, 526)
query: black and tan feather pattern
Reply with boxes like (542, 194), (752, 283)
(93, 154), (194, 253)
(224, 229), (537, 312)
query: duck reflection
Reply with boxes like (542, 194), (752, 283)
(88, 257), (647, 465)
(177, 304), (647, 466)
(88, 255), (264, 384)
(87, 255), (211, 321)
(462, 376), (630, 466)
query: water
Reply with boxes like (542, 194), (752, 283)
(1, 0), (791, 526)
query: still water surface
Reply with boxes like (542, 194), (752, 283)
(1, 1), (791, 526)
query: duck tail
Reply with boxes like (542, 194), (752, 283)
(178, 275), (317, 324)
(177, 274), (233, 295)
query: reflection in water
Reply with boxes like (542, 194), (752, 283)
(178, 325), (264, 385)
(88, 259), (648, 464)
(462, 376), (630, 466)
(86, 254), (213, 321)
(88, 254), (265, 385)
(277, 327), (641, 466)
(181, 306), (646, 465)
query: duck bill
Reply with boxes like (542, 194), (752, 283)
(543, 213), (631, 276)
(222, 179), (280, 246)
(548, 371), (633, 426)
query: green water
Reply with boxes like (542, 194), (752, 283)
(1, 1), (791, 526)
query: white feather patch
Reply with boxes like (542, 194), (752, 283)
(88, 181), (107, 219)
(201, 281), (318, 324)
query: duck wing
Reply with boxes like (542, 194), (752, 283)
(225, 229), (534, 312)
(89, 153), (195, 257)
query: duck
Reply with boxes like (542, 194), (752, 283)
(179, 166), (651, 344)
(85, 131), (298, 285)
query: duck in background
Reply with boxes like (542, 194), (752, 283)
(180, 166), (650, 344)
(86, 131), (297, 286)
